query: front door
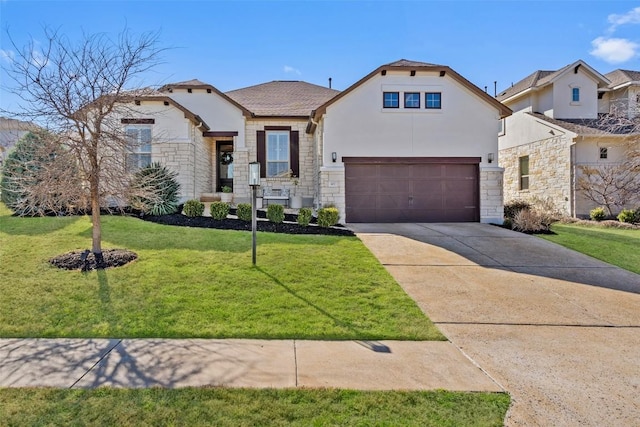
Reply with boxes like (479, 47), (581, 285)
(217, 142), (233, 192)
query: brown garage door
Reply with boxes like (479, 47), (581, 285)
(344, 157), (480, 223)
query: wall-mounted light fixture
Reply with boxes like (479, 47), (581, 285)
(331, 152), (337, 163)
(487, 153), (494, 164)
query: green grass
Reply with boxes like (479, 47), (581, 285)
(540, 223), (640, 275)
(0, 388), (509, 426)
(0, 204), (443, 340)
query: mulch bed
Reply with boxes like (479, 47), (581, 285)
(49, 249), (138, 271)
(141, 213), (355, 237)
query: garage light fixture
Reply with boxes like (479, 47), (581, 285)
(331, 152), (337, 163)
(487, 153), (494, 164)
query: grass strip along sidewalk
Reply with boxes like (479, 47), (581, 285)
(0, 388), (510, 426)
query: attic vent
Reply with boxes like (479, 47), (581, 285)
(381, 70), (387, 76)
(134, 100), (141, 106)
(574, 64), (581, 74)
(439, 71), (446, 77)
(164, 101), (170, 106)
(207, 88), (212, 93)
(410, 70), (416, 76)
(187, 88), (192, 93)
(167, 88), (173, 93)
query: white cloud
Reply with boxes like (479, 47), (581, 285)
(607, 6), (640, 32)
(590, 37), (639, 63)
(283, 65), (301, 75)
(0, 49), (15, 63)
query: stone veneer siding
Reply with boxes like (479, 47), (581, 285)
(154, 120), (212, 202)
(500, 135), (573, 215)
(480, 167), (504, 223)
(318, 166), (346, 221)
(238, 119), (316, 205)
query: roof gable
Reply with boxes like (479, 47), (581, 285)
(125, 90), (211, 131)
(498, 60), (610, 102)
(159, 80), (252, 117)
(225, 81), (340, 117)
(312, 59), (511, 120)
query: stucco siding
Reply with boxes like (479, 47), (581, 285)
(168, 89), (246, 147)
(552, 71), (599, 119)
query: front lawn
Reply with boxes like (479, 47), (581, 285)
(539, 223), (640, 275)
(0, 388), (509, 427)
(0, 204), (443, 340)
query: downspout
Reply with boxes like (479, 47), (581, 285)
(570, 139), (577, 218)
(309, 114), (321, 209)
(193, 121), (204, 200)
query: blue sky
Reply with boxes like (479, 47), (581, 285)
(1, 0), (640, 113)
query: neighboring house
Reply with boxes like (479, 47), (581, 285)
(497, 60), (640, 217)
(120, 59), (511, 223)
(0, 117), (36, 169)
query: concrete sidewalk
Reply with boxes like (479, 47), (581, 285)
(0, 338), (503, 391)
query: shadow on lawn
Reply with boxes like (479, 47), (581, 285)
(256, 266), (391, 352)
(0, 214), (81, 236)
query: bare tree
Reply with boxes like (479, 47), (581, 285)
(576, 108), (640, 217)
(3, 27), (163, 265)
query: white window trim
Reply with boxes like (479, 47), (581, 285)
(266, 130), (290, 177)
(126, 125), (152, 170)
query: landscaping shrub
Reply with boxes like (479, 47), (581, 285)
(504, 199), (531, 220)
(183, 199), (204, 217)
(512, 208), (553, 233)
(210, 201), (230, 220)
(236, 203), (252, 222)
(297, 207), (313, 226)
(617, 209), (638, 224)
(129, 162), (180, 216)
(1, 131), (81, 215)
(317, 207), (339, 227)
(590, 207), (606, 222)
(267, 204), (285, 224)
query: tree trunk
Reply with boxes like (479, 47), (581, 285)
(90, 175), (104, 268)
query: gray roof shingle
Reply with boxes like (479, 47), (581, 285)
(528, 112), (638, 136)
(605, 69), (640, 88)
(225, 81), (340, 117)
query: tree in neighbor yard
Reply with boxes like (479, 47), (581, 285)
(577, 109), (640, 217)
(2, 27), (164, 266)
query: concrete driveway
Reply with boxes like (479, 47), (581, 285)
(349, 223), (640, 427)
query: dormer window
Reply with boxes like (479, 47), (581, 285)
(572, 88), (580, 102)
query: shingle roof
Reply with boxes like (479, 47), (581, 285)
(159, 79), (212, 90)
(497, 70), (556, 101)
(497, 61), (609, 102)
(528, 112), (638, 136)
(225, 81), (340, 117)
(384, 59), (444, 68)
(605, 69), (640, 88)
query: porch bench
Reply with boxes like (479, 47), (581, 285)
(262, 188), (289, 207)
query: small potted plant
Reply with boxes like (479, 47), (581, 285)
(220, 185), (233, 203)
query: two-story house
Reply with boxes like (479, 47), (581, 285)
(497, 60), (639, 217)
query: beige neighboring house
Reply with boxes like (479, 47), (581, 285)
(118, 59), (511, 223)
(498, 60), (640, 217)
(0, 117), (37, 168)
